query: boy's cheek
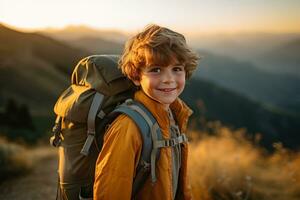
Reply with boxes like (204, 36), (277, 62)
(178, 77), (186, 86)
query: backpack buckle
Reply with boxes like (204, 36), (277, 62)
(125, 99), (134, 105)
(50, 135), (61, 147)
(163, 135), (188, 147)
(140, 159), (150, 172)
(80, 131), (96, 156)
(164, 138), (176, 147)
(50, 117), (62, 147)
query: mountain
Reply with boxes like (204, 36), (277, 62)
(257, 38), (300, 76)
(66, 37), (124, 54)
(182, 78), (300, 150)
(38, 25), (126, 55)
(190, 32), (300, 61)
(195, 50), (300, 115)
(0, 24), (89, 114)
(38, 25), (128, 43)
(190, 32), (300, 76)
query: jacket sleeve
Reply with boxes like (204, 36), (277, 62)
(94, 114), (142, 200)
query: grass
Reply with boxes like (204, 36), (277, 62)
(188, 122), (300, 200)
(0, 137), (32, 182)
(0, 114), (54, 182)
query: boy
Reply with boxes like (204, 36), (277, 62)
(94, 24), (199, 200)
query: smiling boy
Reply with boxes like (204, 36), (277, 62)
(133, 63), (186, 110)
(94, 24), (199, 200)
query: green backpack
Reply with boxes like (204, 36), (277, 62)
(50, 55), (188, 200)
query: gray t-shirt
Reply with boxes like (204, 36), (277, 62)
(168, 110), (182, 199)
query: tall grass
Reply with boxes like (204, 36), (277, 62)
(0, 137), (32, 181)
(188, 123), (300, 200)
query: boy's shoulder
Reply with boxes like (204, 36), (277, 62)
(104, 113), (142, 144)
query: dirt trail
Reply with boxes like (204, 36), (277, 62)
(0, 146), (58, 200)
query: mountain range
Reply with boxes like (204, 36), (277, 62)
(190, 32), (300, 77)
(41, 28), (300, 115)
(40, 25), (300, 76)
(195, 50), (300, 115)
(0, 24), (299, 150)
(182, 78), (300, 149)
(0, 24), (89, 114)
(39, 25), (128, 43)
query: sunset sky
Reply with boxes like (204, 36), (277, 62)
(1, 0), (300, 33)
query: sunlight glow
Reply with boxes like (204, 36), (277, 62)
(1, 0), (300, 33)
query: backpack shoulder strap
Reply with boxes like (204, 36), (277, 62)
(81, 92), (104, 156)
(111, 99), (163, 196)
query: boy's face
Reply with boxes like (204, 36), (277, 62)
(133, 63), (186, 110)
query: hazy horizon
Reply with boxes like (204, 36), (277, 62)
(2, 22), (300, 38)
(1, 0), (300, 34)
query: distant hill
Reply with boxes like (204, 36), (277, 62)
(257, 38), (300, 76)
(38, 25), (128, 43)
(182, 78), (300, 150)
(0, 24), (89, 114)
(195, 50), (300, 115)
(38, 25), (126, 55)
(190, 32), (300, 61)
(67, 37), (124, 54)
(190, 33), (300, 77)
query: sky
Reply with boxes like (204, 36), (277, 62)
(1, 0), (300, 34)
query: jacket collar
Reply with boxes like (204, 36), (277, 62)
(134, 90), (193, 135)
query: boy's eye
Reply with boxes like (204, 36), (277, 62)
(173, 66), (184, 72)
(148, 67), (161, 73)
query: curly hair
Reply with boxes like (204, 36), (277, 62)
(119, 24), (200, 81)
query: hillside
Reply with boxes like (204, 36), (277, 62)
(67, 37), (124, 54)
(39, 26), (126, 55)
(0, 24), (89, 113)
(257, 38), (300, 76)
(190, 33), (300, 80)
(195, 50), (300, 115)
(182, 78), (300, 150)
(38, 25), (128, 42)
(190, 32), (300, 62)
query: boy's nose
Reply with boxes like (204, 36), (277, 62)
(162, 70), (175, 83)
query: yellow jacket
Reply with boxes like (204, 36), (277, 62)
(94, 90), (193, 200)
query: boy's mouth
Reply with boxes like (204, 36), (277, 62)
(157, 88), (176, 92)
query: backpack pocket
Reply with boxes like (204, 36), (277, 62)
(58, 122), (98, 184)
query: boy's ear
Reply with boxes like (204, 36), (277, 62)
(133, 79), (141, 86)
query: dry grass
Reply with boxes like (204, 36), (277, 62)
(188, 123), (300, 200)
(0, 137), (33, 181)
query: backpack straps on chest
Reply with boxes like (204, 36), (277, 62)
(111, 99), (189, 197)
(111, 99), (163, 195)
